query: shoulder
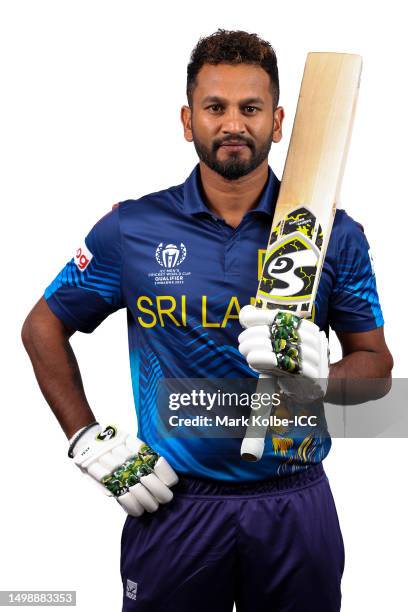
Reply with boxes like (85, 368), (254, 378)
(90, 205), (121, 236)
(118, 181), (184, 217)
(331, 208), (369, 252)
(87, 180), (185, 250)
(333, 208), (365, 237)
(83, 206), (123, 261)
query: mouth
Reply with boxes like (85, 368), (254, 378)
(219, 142), (249, 152)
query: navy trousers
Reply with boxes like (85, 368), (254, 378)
(121, 463), (345, 611)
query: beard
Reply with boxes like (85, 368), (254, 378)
(192, 130), (273, 180)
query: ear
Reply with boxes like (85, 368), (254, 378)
(181, 105), (193, 142)
(272, 106), (285, 143)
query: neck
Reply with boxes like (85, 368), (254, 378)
(198, 160), (269, 228)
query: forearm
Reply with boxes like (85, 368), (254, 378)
(330, 349), (392, 379)
(22, 309), (96, 439)
(326, 350), (393, 403)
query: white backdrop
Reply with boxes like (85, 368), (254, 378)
(1, 1), (407, 610)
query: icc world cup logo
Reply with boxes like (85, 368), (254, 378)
(155, 242), (187, 268)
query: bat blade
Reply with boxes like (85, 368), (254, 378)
(241, 52), (362, 461)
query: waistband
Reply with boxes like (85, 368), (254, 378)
(173, 463), (325, 497)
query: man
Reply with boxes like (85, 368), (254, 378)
(22, 29), (392, 611)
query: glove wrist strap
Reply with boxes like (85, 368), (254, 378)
(68, 421), (100, 458)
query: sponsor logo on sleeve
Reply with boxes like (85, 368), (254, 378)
(74, 242), (93, 271)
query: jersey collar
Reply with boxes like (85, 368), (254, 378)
(183, 164), (280, 218)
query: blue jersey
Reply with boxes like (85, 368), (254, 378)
(45, 165), (384, 481)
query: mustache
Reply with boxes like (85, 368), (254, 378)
(212, 135), (255, 151)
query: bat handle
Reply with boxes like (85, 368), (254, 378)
(240, 437), (266, 462)
(240, 374), (276, 462)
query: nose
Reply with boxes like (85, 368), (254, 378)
(221, 107), (245, 135)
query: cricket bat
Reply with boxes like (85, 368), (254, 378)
(240, 52), (362, 462)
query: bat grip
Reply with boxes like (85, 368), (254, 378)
(240, 374), (276, 462)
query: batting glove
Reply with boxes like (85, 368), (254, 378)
(69, 424), (178, 517)
(238, 305), (329, 401)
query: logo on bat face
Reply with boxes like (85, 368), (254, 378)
(261, 234), (320, 300)
(266, 237), (319, 295)
(259, 207), (324, 305)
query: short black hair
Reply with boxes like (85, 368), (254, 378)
(186, 29), (279, 108)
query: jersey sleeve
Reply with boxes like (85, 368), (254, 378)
(328, 212), (384, 333)
(44, 206), (124, 333)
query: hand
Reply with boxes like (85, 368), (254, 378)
(71, 424), (178, 517)
(238, 305), (329, 401)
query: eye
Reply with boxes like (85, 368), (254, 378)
(243, 106), (258, 114)
(207, 103), (223, 113)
